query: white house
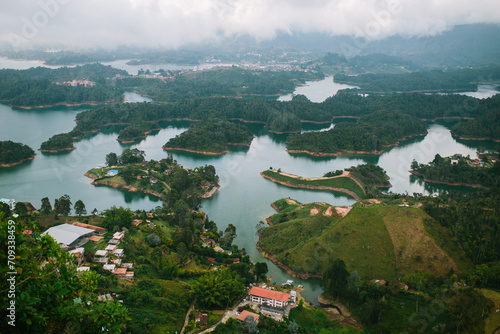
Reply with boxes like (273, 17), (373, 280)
(248, 286), (290, 308)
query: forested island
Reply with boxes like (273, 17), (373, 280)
(0, 140), (36, 167)
(120, 67), (324, 102)
(163, 118), (254, 154)
(452, 108), (500, 141)
(287, 111), (427, 155)
(0, 64), (126, 108)
(43, 93), (500, 154)
(410, 154), (500, 189)
(334, 65), (500, 93)
(39, 133), (76, 152)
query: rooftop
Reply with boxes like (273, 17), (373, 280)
(43, 224), (96, 246)
(237, 310), (260, 323)
(72, 222), (107, 233)
(248, 286), (290, 303)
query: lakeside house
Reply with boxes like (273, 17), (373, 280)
(247, 286), (291, 320)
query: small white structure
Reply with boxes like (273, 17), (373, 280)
(113, 249), (124, 257)
(113, 232), (125, 240)
(43, 224), (96, 248)
(290, 290), (297, 303)
(105, 244), (117, 252)
(95, 250), (108, 257)
(77, 266), (90, 272)
(0, 198), (15, 210)
(103, 264), (116, 272)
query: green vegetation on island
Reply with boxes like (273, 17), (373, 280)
(0, 140), (35, 167)
(86, 149), (220, 203)
(452, 107), (500, 141)
(334, 65), (500, 93)
(0, 64), (126, 107)
(42, 91), (500, 149)
(261, 169), (366, 200)
(411, 153), (500, 189)
(287, 111), (427, 155)
(121, 67), (324, 102)
(39, 133), (75, 152)
(163, 118), (254, 154)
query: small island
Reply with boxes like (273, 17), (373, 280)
(163, 118), (254, 154)
(286, 111), (427, 156)
(410, 153), (500, 189)
(85, 148), (220, 200)
(39, 133), (76, 153)
(0, 140), (36, 167)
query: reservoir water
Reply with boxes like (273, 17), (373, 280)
(0, 70), (498, 303)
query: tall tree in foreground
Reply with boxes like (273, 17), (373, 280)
(74, 199), (87, 216)
(54, 194), (72, 217)
(190, 268), (245, 309)
(40, 197), (52, 215)
(0, 216), (129, 333)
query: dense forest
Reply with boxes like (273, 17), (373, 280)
(0, 64), (126, 107)
(287, 111), (427, 154)
(120, 67), (324, 102)
(411, 154), (500, 189)
(164, 118), (254, 153)
(39, 133), (75, 152)
(0, 140), (35, 165)
(45, 92), (500, 152)
(334, 65), (500, 93)
(346, 163), (391, 188)
(452, 108), (500, 140)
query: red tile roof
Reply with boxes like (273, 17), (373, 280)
(89, 235), (104, 242)
(237, 310), (259, 322)
(248, 286), (290, 302)
(72, 222), (107, 233)
(114, 268), (127, 275)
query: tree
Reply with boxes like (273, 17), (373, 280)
(101, 206), (133, 230)
(40, 197), (52, 215)
(254, 262), (268, 281)
(288, 321), (299, 334)
(221, 223), (237, 248)
(0, 217), (129, 333)
(245, 316), (259, 333)
(74, 199), (86, 216)
(15, 202), (28, 216)
(190, 268), (245, 309)
(54, 194), (72, 217)
(106, 152), (118, 167)
(146, 234), (161, 247)
(0, 203), (11, 217)
(119, 148), (145, 164)
(120, 166), (135, 185)
(322, 259), (350, 298)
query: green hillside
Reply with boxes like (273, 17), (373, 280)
(259, 200), (471, 280)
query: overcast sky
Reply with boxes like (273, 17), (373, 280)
(1, 0), (500, 50)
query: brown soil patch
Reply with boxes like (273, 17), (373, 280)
(310, 207), (320, 216)
(323, 206), (333, 217)
(368, 199), (382, 204)
(334, 206), (352, 217)
(382, 208), (458, 276)
(285, 199), (297, 205)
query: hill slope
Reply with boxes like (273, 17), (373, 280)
(259, 200), (471, 280)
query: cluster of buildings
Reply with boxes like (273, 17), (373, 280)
(62, 79), (96, 87)
(42, 223), (133, 281)
(246, 285), (297, 321)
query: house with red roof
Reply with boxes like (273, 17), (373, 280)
(248, 286), (290, 308)
(237, 310), (259, 323)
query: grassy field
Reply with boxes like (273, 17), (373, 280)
(479, 289), (500, 334)
(260, 200), (467, 280)
(262, 170), (365, 199)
